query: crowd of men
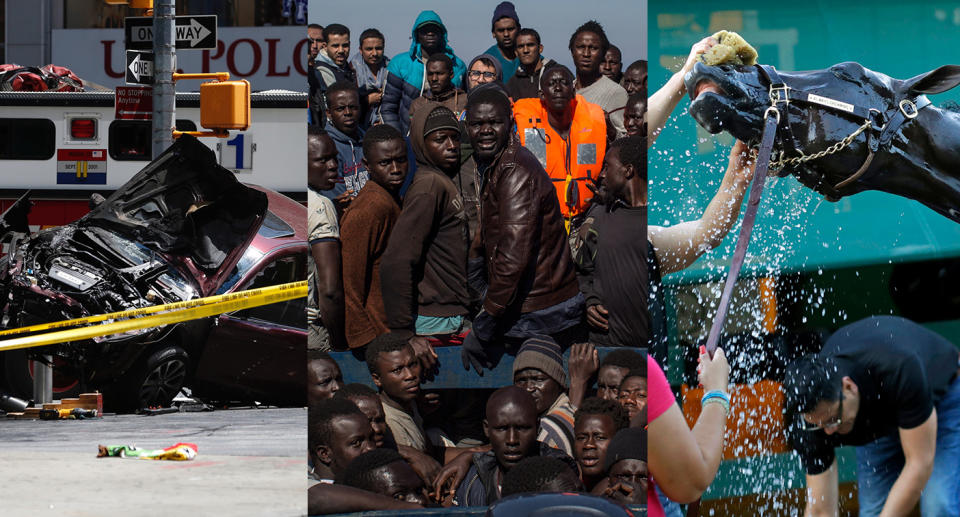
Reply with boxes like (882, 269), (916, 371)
(307, 339), (647, 513)
(306, 3), (649, 511)
(307, 4), (960, 516)
(307, 2), (650, 359)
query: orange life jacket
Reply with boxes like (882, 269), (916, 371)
(514, 94), (607, 220)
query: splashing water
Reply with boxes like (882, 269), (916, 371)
(651, 113), (871, 515)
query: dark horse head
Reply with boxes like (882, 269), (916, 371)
(684, 61), (960, 223)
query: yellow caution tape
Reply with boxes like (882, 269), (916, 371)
(0, 281), (306, 337)
(0, 281), (306, 352)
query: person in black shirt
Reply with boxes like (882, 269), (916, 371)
(572, 134), (648, 346)
(783, 316), (960, 517)
(506, 28), (556, 101)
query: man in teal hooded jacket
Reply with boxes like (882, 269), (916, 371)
(381, 10), (467, 135)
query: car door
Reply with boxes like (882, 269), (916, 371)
(193, 250), (307, 406)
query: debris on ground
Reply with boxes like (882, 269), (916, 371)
(97, 442), (198, 461)
(39, 408), (98, 420)
(5, 393), (102, 420)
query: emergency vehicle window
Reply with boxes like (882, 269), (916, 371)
(235, 254), (307, 330)
(109, 120), (199, 161)
(0, 118), (55, 159)
(109, 121), (150, 160)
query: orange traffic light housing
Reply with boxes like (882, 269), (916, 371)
(172, 73), (251, 139)
(200, 80), (251, 131)
(104, 0), (153, 7)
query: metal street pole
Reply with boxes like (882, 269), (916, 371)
(32, 356), (53, 404)
(152, 0), (175, 159)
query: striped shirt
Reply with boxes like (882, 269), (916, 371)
(537, 392), (576, 457)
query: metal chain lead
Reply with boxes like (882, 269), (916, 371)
(769, 119), (872, 172)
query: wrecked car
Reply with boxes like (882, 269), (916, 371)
(0, 135), (306, 411)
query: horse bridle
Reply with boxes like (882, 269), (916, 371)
(702, 64), (933, 356)
(755, 64), (932, 201)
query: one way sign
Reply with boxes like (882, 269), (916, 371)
(125, 15), (217, 50)
(126, 51), (153, 85)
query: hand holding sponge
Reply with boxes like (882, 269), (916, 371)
(699, 30), (759, 66)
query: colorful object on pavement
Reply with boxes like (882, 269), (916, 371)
(39, 408), (98, 420)
(97, 442), (198, 461)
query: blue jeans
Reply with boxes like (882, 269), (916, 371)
(855, 375), (960, 517)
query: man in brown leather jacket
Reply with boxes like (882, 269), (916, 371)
(461, 88), (584, 373)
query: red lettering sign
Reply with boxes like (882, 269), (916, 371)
(265, 38), (289, 77)
(202, 40), (227, 73)
(103, 40), (125, 78)
(293, 39), (309, 76)
(115, 86), (153, 120)
(227, 38), (262, 77)
(97, 31), (308, 88)
(57, 149), (106, 161)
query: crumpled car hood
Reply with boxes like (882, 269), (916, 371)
(81, 134), (267, 294)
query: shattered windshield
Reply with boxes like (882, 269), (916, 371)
(216, 246), (264, 295)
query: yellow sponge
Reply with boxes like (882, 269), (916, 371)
(699, 30), (758, 66)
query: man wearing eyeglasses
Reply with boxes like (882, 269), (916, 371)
(465, 55), (502, 92)
(783, 315), (960, 517)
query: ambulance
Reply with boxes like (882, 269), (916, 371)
(0, 88), (307, 231)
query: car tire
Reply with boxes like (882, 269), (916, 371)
(108, 345), (189, 412)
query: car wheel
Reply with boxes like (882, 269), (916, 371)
(108, 345), (189, 412)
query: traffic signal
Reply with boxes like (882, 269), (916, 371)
(104, 0), (153, 7)
(200, 79), (251, 131)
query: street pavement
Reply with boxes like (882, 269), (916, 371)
(0, 407), (306, 516)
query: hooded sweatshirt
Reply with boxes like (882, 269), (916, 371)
(309, 49), (357, 128)
(408, 85), (467, 121)
(507, 57), (556, 100)
(380, 103), (470, 340)
(350, 51), (389, 128)
(314, 48), (356, 90)
(464, 54), (503, 92)
(382, 11), (467, 135)
(318, 123), (368, 200)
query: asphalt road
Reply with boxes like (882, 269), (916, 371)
(0, 407), (306, 517)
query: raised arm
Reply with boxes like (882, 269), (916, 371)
(647, 36), (717, 147)
(649, 403), (726, 502)
(648, 140), (755, 275)
(648, 348), (729, 503)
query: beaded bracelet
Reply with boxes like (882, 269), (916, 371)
(701, 390), (731, 416)
(702, 390), (730, 404)
(702, 397), (730, 416)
